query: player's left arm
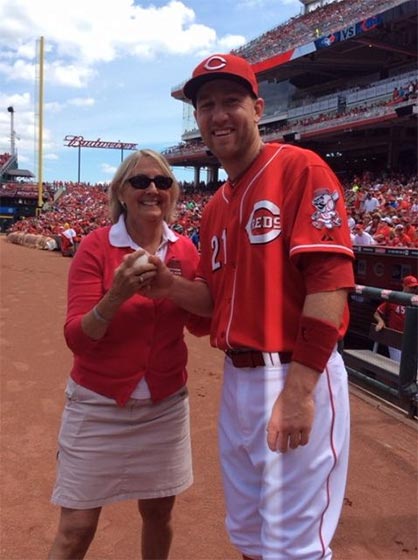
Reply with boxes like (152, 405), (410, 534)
(267, 288), (347, 453)
(267, 250), (354, 453)
(268, 156), (354, 452)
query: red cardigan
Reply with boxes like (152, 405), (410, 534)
(64, 226), (210, 406)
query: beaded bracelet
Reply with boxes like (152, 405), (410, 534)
(92, 305), (109, 323)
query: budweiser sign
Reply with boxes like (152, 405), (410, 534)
(64, 135), (137, 150)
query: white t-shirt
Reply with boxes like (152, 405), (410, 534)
(351, 231), (376, 245)
(63, 228), (77, 242)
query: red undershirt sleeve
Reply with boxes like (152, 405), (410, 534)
(298, 253), (355, 294)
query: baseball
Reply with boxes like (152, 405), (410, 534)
(133, 252), (150, 270)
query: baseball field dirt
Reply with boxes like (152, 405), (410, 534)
(1, 236), (417, 560)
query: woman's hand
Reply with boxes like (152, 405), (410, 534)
(138, 255), (174, 299)
(81, 250), (157, 339)
(108, 250), (157, 304)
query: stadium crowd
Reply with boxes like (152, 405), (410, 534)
(4, 170), (418, 251)
(346, 172), (417, 247)
(233, 0), (404, 64)
(0, 152), (11, 166)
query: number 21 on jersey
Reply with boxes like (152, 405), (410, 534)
(211, 229), (227, 271)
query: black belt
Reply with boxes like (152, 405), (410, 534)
(225, 349), (292, 368)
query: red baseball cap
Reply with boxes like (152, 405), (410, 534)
(183, 53), (259, 106)
(403, 275), (418, 288)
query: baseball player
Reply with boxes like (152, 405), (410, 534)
(144, 54), (355, 559)
(373, 275), (418, 361)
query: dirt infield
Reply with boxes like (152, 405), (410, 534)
(1, 236), (417, 560)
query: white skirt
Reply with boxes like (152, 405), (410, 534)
(51, 378), (192, 509)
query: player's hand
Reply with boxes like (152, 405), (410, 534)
(266, 364), (319, 453)
(138, 255), (175, 299)
(108, 249), (157, 303)
(375, 321), (384, 332)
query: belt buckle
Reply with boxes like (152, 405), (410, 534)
(232, 351), (252, 368)
(251, 351), (264, 367)
(226, 349), (265, 368)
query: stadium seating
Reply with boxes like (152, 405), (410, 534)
(232, 0), (404, 64)
(4, 171), (417, 250)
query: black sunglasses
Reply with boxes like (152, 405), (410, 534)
(128, 174), (173, 190)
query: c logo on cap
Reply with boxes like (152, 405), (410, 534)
(204, 55), (227, 71)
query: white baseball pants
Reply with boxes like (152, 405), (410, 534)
(219, 349), (350, 560)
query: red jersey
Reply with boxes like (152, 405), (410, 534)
(376, 301), (406, 332)
(196, 143), (354, 352)
(376, 223), (392, 237)
(404, 225), (416, 241)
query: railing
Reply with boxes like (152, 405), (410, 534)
(176, 97), (415, 151)
(262, 101), (412, 142)
(345, 284), (418, 417)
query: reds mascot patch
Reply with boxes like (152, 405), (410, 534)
(311, 188), (342, 229)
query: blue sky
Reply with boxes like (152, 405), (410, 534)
(0, 0), (303, 184)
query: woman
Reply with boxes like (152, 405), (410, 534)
(48, 149), (209, 559)
(365, 213), (381, 236)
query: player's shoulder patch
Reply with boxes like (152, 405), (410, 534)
(311, 187), (342, 230)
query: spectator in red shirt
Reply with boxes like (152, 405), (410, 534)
(373, 275), (418, 361)
(402, 217), (416, 242)
(373, 233), (389, 246)
(365, 213), (382, 237)
(375, 217), (392, 238)
(389, 224), (412, 247)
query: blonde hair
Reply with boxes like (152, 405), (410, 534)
(108, 149), (180, 224)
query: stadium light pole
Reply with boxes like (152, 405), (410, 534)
(77, 145), (81, 183)
(37, 36), (45, 212)
(7, 106), (16, 156)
